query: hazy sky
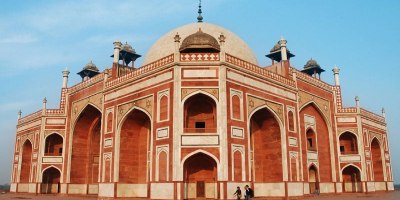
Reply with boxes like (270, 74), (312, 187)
(0, 0), (399, 184)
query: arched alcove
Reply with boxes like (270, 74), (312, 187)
(342, 165), (361, 193)
(371, 138), (384, 181)
(339, 132), (358, 154)
(184, 93), (217, 133)
(249, 107), (282, 182)
(20, 139), (33, 183)
(119, 108), (151, 183)
(183, 153), (217, 199)
(41, 167), (61, 194)
(70, 104), (101, 184)
(44, 133), (63, 156)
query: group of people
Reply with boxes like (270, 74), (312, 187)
(233, 185), (253, 200)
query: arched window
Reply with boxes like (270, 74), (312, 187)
(306, 129), (316, 151)
(184, 94), (217, 133)
(339, 132), (358, 154)
(44, 134), (63, 156)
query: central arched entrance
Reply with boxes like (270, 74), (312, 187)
(342, 165), (361, 193)
(183, 153), (217, 199)
(41, 167), (61, 194)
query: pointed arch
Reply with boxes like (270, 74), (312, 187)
(370, 137), (384, 181)
(179, 149), (220, 181)
(300, 101), (335, 182)
(341, 164), (362, 175)
(71, 102), (102, 129)
(115, 106), (152, 183)
(248, 104), (287, 182)
(20, 138), (33, 183)
(299, 101), (331, 127)
(339, 131), (359, 154)
(68, 103), (102, 184)
(182, 90), (219, 104)
(341, 164), (362, 193)
(41, 166), (61, 194)
(182, 152), (218, 199)
(183, 92), (218, 133)
(44, 132), (64, 156)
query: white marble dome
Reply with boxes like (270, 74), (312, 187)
(143, 22), (258, 65)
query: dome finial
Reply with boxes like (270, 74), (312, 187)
(197, 0), (203, 23)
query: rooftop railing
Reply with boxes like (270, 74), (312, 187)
(293, 67), (332, 91)
(69, 72), (105, 93)
(360, 108), (385, 122)
(18, 110), (42, 124)
(106, 54), (174, 88)
(226, 54), (296, 87)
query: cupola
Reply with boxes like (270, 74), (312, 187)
(179, 28), (220, 53)
(111, 41), (141, 67)
(266, 38), (295, 63)
(302, 58), (325, 80)
(77, 61), (100, 81)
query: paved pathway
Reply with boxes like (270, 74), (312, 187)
(0, 191), (399, 199)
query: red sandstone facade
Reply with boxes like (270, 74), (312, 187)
(10, 22), (394, 199)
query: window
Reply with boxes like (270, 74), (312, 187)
(195, 122), (205, 128)
(340, 146), (345, 153)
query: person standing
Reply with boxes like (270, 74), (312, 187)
(233, 186), (242, 200)
(244, 185), (254, 200)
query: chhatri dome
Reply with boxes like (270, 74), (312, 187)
(143, 22), (259, 65)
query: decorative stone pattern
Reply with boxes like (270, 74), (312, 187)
(337, 128), (358, 136)
(298, 90), (330, 122)
(44, 130), (65, 138)
(247, 95), (284, 122)
(181, 88), (219, 101)
(180, 53), (220, 62)
(369, 131), (382, 142)
(117, 95), (153, 125)
(71, 92), (103, 125)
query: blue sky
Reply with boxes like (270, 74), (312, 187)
(0, 0), (399, 184)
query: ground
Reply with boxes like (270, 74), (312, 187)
(0, 192), (399, 200)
